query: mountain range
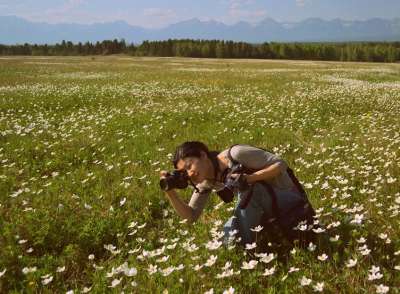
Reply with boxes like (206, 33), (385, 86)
(1, 15), (399, 44)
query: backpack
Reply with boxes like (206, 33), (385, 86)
(224, 144), (316, 241)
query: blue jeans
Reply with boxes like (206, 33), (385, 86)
(223, 182), (303, 245)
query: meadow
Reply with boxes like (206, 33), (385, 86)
(0, 56), (399, 293)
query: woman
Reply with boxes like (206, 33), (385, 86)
(159, 141), (315, 246)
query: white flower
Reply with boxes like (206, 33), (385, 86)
(346, 258), (358, 268)
(147, 264), (158, 275)
(375, 284), (389, 294)
(223, 286), (235, 294)
(0, 269), (6, 277)
(108, 278), (121, 288)
(222, 261), (232, 270)
(250, 225), (263, 232)
(308, 242), (316, 252)
(289, 267), (299, 273)
(204, 255), (217, 267)
(351, 214), (364, 224)
(313, 282), (324, 292)
(217, 269), (234, 279)
(245, 242), (257, 250)
(22, 266), (37, 274)
(262, 266), (276, 276)
(56, 266), (66, 272)
(260, 253), (275, 264)
(88, 254), (95, 260)
(228, 229), (238, 236)
(241, 260), (258, 270)
(119, 197), (126, 206)
(204, 289), (214, 294)
(81, 286), (92, 293)
(124, 267), (137, 277)
(317, 254), (328, 261)
(193, 264), (203, 271)
(300, 276), (312, 286)
(161, 266), (175, 276)
(41, 276), (53, 285)
(205, 239), (223, 250)
(66, 291), (74, 294)
(356, 237), (366, 243)
(312, 227), (326, 233)
(329, 235), (340, 242)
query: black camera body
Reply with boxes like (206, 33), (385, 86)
(217, 164), (250, 203)
(159, 170), (189, 191)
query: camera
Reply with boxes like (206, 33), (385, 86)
(217, 164), (250, 203)
(159, 170), (189, 191)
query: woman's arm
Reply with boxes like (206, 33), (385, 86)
(164, 189), (195, 223)
(244, 161), (287, 184)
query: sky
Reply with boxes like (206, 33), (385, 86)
(0, 0), (399, 28)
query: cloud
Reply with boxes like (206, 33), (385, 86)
(228, 8), (267, 19)
(143, 8), (176, 19)
(225, 0), (266, 22)
(296, 0), (306, 7)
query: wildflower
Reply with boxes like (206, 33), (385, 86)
(228, 229), (238, 236)
(368, 266), (383, 281)
(329, 235), (340, 242)
(124, 266), (137, 277)
(245, 242), (257, 250)
(41, 276), (53, 285)
(0, 269), (6, 277)
(308, 242), (316, 251)
(223, 286), (235, 294)
(56, 266), (66, 272)
(147, 264), (158, 275)
(161, 266), (175, 276)
(204, 288), (214, 294)
(241, 260), (258, 270)
(346, 258), (358, 268)
(351, 214), (364, 224)
(88, 254), (95, 260)
(193, 264), (203, 271)
(204, 255), (217, 267)
(312, 227), (326, 233)
(109, 278), (121, 288)
(223, 262), (232, 270)
(205, 239), (223, 250)
(289, 267), (299, 273)
(250, 225), (263, 232)
(22, 266), (37, 274)
(313, 282), (324, 292)
(317, 254), (328, 261)
(260, 253), (275, 264)
(82, 286), (92, 293)
(300, 276), (312, 286)
(375, 284), (389, 294)
(262, 266), (276, 276)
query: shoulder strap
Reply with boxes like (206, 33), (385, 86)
(227, 144), (240, 165)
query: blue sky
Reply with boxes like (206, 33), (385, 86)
(0, 0), (399, 28)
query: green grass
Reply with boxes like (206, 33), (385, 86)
(0, 56), (399, 293)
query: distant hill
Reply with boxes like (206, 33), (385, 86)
(1, 15), (399, 44)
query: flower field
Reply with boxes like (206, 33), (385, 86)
(0, 56), (399, 293)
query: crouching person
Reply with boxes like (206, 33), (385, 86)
(159, 141), (316, 247)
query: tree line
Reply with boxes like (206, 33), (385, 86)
(1, 39), (399, 62)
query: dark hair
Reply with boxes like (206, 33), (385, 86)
(172, 141), (210, 168)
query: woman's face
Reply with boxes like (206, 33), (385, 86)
(176, 152), (212, 184)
